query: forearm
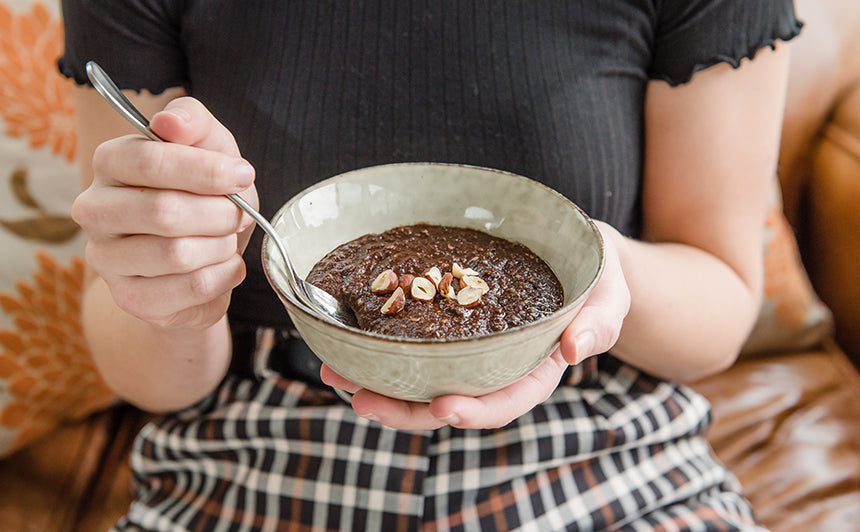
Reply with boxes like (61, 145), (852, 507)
(82, 275), (233, 412)
(610, 231), (762, 382)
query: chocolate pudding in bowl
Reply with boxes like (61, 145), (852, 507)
(262, 163), (604, 402)
(307, 223), (564, 339)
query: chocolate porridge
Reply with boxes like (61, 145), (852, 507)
(306, 224), (564, 339)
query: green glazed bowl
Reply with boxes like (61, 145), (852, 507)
(262, 162), (604, 402)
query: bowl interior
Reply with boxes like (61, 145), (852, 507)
(264, 163), (604, 334)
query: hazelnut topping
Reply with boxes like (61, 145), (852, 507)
(380, 287), (406, 315)
(459, 275), (490, 295)
(423, 266), (443, 287)
(398, 274), (415, 296)
(370, 269), (399, 294)
(457, 286), (483, 308)
(452, 262), (479, 278)
(411, 276), (437, 301)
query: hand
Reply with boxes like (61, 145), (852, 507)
(72, 97), (259, 331)
(556, 221), (631, 367)
(320, 221), (631, 430)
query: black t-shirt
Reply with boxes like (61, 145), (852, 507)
(60, 0), (801, 329)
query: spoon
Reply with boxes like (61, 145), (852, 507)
(85, 61), (356, 327)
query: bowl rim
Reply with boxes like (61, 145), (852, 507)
(261, 162), (606, 346)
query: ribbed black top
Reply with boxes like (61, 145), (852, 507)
(60, 0), (801, 328)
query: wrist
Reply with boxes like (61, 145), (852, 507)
(82, 277), (233, 412)
(594, 220), (632, 279)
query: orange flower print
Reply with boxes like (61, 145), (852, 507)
(762, 205), (814, 331)
(0, 252), (114, 455)
(0, 1), (76, 161)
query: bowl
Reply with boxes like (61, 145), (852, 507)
(262, 162), (604, 402)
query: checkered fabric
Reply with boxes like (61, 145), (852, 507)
(114, 329), (764, 531)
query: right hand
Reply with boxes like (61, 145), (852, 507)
(72, 97), (258, 331)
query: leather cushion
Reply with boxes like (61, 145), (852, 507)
(692, 341), (860, 532)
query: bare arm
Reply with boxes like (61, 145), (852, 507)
(72, 86), (258, 412)
(603, 43), (790, 381)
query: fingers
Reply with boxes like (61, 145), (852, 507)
(92, 136), (255, 194)
(150, 97), (242, 156)
(85, 234), (241, 278)
(146, 291), (235, 331)
(321, 349), (570, 431)
(429, 349), (570, 429)
(351, 390), (449, 431)
(91, 96), (252, 195)
(321, 364), (446, 429)
(106, 254), (246, 328)
(73, 186), (251, 239)
(319, 364), (361, 393)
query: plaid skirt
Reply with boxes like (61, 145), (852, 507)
(114, 328), (765, 531)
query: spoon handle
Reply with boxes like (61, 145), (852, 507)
(86, 61), (162, 142)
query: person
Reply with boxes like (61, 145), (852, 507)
(59, 0), (800, 530)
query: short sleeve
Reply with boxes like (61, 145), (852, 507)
(58, 0), (189, 94)
(649, 0), (802, 86)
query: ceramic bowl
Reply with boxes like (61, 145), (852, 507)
(262, 162), (604, 402)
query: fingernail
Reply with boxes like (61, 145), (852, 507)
(359, 412), (381, 423)
(167, 108), (191, 122)
(574, 331), (595, 362)
(240, 214), (255, 230)
(438, 413), (460, 426)
(234, 162), (255, 187)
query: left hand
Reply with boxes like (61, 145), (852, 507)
(321, 221), (631, 430)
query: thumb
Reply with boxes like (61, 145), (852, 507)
(150, 96), (241, 157)
(560, 222), (630, 365)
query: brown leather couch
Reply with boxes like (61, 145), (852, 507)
(1, 0), (859, 530)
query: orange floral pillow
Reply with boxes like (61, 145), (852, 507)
(0, 0), (113, 458)
(0, 253), (115, 455)
(741, 185), (833, 356)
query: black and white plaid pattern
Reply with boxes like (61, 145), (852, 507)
(114, 329), (765, 531)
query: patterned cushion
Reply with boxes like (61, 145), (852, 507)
(0, 0), (114, 458)
(741, 186), (833, 356)
(0, 0), (834, 456)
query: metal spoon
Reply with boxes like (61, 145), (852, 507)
(85, 61), (356, 327)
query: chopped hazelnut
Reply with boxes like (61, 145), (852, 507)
(370, 269), (399, 294)
(457, 286), (483, 307)
(380, 287), (406, 315)
(452, 262), (479, 278)
(459, 275), (489, 295)
(398, 273), (415, 296)
(411, 276), (437, 301)
(423, 266), (443, 287)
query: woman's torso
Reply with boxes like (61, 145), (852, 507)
(60, 0), (801, 330)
